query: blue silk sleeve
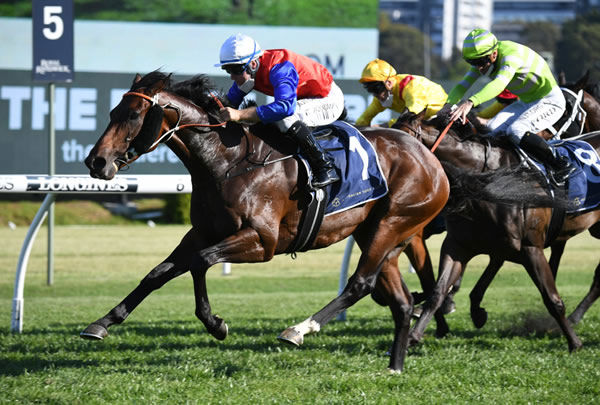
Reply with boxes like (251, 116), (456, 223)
(256, 61), (298, 123)
(226, 83), (246, 108)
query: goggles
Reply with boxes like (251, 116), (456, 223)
(362, 81), (386, 95)
(466, 56), (492, 68)
(222, 64), (246, 75)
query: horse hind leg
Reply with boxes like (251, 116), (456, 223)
(521, 246), (582, 352)
(278, 237), (411, 372)
(80, 229), (199, 340)
(568, 259), (600, 325)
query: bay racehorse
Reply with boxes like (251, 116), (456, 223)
(399, 82), (600, 330)
(394, 110), (600, 351)
(80, 71), (450, 373)
(454, 84), (600, 329)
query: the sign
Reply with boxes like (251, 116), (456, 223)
(32, 0), (74, 82)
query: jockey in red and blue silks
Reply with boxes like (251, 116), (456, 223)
(216, 33), (344, 188)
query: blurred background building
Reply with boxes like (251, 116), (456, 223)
(379, 0), (597, 61)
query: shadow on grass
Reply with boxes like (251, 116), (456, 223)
(3, 311), (598, 376)
(0, 317), (395, 376)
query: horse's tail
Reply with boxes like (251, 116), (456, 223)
(441, 161), (569, 214)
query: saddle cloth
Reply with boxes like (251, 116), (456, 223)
(535, 139), (600, 213)
(298, 121), (389, 216)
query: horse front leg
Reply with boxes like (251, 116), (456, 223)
(190, 227), (268, 341)
(548, 240), (566, 278)
(409, 237), (469, 345)
(80, 229), (201, 340)
(568, 259), (600, 324)
(469, 256), (504, 329)
(403, 232), (450, 337)
(520, 246), (582, 352)
(372, 251), (413, 373)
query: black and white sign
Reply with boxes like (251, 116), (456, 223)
(32, 0), (74, 82)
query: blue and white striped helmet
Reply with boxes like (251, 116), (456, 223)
(215, 33), (264, 67)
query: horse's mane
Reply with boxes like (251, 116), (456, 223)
(395, 107), (512, 149)
(131, 70), (228, 117)
(171, 74), (228, 115)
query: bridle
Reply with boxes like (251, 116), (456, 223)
(118, 90), (293, 179)
(117, 91), (228, 166)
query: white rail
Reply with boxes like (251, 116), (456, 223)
(1, 174), (236, 333)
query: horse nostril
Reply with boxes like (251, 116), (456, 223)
(92, 157), (107, 171)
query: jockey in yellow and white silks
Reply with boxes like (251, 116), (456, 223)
(356, 59), (447, 127)
(448, 28), (575, 184)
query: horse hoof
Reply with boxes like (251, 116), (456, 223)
(210, 315), (228, 341)
(387, 367), (402, 375)
(80, 323), (108, 340)
(411, 305), (423, 319)
(471, 308), (488, 329)
(277, 327), (303, 346)
(441, 299), (456, 315)
(407, 334), (420, 347)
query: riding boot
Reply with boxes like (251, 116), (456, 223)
(287, 121), (340, 188)
(519, 132), (576, 185)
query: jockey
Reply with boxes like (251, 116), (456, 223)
(477, 89), (519, 119)
(356, 59), (447, 127)
(448, 28), (575, 184)
(215, 33), (344, 188)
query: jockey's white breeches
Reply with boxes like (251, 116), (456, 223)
(487, 86), (566, 144)
(275, 82), (345, 132)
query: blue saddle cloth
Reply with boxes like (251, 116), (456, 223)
(539, 139), (600, 213)
(298, 121), (389, 216)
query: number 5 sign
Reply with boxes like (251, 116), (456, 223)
(32, 0), (74, 82)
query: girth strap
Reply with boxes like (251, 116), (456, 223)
(287, 188), (328, 254)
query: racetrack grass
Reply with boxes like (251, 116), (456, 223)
(1, 225), (599, 403)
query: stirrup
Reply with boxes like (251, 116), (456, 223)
(311, 168), (339, 188)
(549, 164), (576, 187)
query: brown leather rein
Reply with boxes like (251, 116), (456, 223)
(120, 91), (227, 165)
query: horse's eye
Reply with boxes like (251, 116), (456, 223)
(129, 111), (140, 121)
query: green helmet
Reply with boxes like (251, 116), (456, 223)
(462, 29), (498, 60)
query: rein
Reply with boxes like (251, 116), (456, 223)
(121, 91), (292, 179)
(431, 119), (455, 152)
(121, 91), (228, 165)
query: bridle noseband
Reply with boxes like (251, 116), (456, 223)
(120, 90), (227, 165)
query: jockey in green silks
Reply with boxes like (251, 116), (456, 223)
(448, 28), (575, 185)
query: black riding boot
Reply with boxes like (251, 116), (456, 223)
(287, 121), (340, 188)
(519, 132), (576, 185)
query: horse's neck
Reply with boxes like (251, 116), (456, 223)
(419, 124), (514, 171)
(162, 93), (246, 181)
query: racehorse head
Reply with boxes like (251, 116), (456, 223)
(85, 71), (173, 179)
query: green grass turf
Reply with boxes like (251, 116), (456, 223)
(1, 225), (599, 403)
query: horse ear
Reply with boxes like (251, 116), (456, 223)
(558, 71), (566, 86)
(575, 70), (590, 90)
(133, 73), (142, 84)
(149, 73), (172, 94)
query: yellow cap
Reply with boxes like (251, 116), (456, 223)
(359, 59), (397, 83)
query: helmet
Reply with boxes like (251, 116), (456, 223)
(462, 29), (498, 60)
(359, 59), (397, 83)
(215, 33), (264, 67)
